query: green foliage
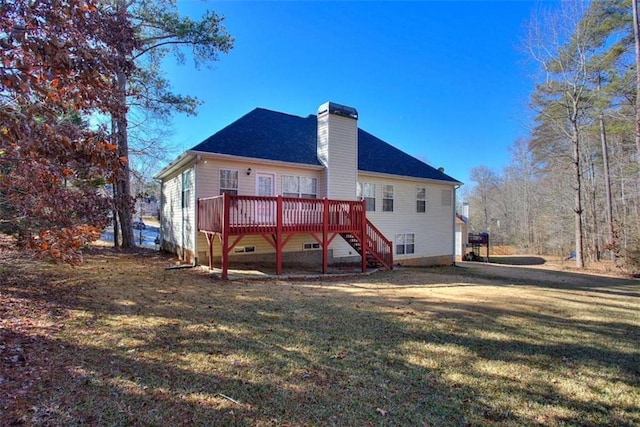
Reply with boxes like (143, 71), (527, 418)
(127, 1), (234, 119)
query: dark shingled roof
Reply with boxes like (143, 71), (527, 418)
(190, 108), (460, 183)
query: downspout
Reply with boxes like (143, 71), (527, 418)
(192, 158), (199, 266)
(154, 178), (163, 250)
(453, 184), (461, 266)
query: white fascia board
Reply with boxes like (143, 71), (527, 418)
(357, 170), (463, 186)
(189, 150), (326, 171)
(154, 152), (197, 181)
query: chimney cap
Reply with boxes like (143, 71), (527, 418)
(318, 102), (358, 120)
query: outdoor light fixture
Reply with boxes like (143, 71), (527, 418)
(246, 167), (252, 176)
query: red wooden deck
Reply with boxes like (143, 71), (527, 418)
(198, 194), (393, 278)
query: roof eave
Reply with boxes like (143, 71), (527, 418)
(357, 169), (463, 186)
(154, 151), (197, 180)
(189, 150), (325, 170)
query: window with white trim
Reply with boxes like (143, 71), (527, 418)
(303, 242), (321, 250)
(283, 175), (317, 198)
(395, 233), (415, 255)
(220, 169), (238, 195)
(383, 185), (394, 212)
(357, 182), (376, 211)
(441, 189), (452, 206)
(181, 170), (192, 208)
(416, 187), (426, 213)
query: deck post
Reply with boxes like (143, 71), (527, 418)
(222, 193), (230, 279)
(361, 200), (367, 273)
(322, 198), (329, 274)
(276, 195), (283, 275)
(206, 233), (214, 270)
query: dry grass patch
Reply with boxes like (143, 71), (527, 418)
(1, 249), (639, 426)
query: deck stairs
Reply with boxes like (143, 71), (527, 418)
(340, 219), (393, 270)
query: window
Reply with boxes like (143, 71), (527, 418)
(416, 187), (426, 213)
(383, 185), (394, 212)
(220, 169), (238, 195)
(181, 170), (192, 208)
(441, 189), (452, 206)
(303, 242), (321, 250)
(283, 175), (317, 198)
(357, 182), (376, 211)
(395, 233), (415, 255)
(234, 246), (255, 253)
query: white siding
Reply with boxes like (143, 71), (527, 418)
(194, 156), (324, 257)
(317, 104), (358, 201)
(160, 165), (195, 259)
(191, 158), (456, 264)
(329, 172), (456, 262)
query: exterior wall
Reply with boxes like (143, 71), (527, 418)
(455, 219), (468, 259)
(195, 156), (323, 200)
(194, 156), (325, 260)
(344, 172), (456, 266)
(455, 226), (463, 258)
(317, 103), (358, 201)
(161, 157), (456, 268)
(160, 164), (196, 261)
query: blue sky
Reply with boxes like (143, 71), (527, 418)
(162, 0), (546, 187)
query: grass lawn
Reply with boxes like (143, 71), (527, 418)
(1, 248), (639, 426)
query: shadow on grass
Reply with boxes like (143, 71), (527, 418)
(1, 250), (639, 425)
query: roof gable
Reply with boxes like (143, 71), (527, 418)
(189, 108), (460, 184)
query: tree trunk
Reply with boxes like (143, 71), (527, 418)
(114, 69), (135, 248)
(571, 120), (584, 268)
(112, 0), (135, 248)
(112, 183), (119, 248)
(599, 112), (615, 262)
(632, 0), (640, 167)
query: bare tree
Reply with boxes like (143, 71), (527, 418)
(468, 166), (501, 235)
(525, 1), (600, 268)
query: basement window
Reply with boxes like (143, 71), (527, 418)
(395, 233), (415, 255)
(234, 246), (256, 254)
(303, 242), (321, 250)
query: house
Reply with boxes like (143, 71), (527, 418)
(455, 202), (469, 260)
(154, 102), (462, 277)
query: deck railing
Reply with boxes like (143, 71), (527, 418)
(365, 220), (393, 268)
(198, 194), (365, 234)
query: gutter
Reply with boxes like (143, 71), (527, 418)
(453, 184), (462, 266)
(193, 157), (199, 266)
